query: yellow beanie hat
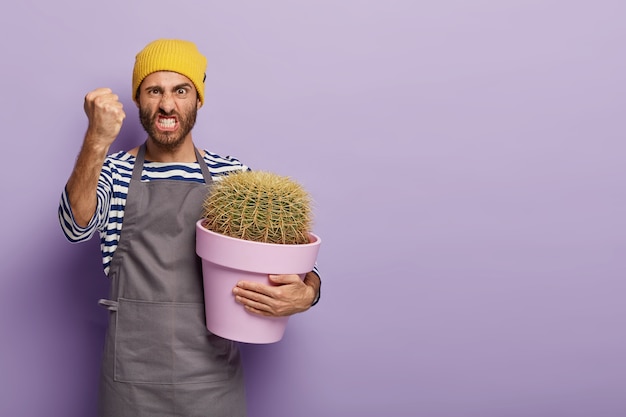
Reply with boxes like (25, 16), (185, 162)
(132, 39), (208, 104)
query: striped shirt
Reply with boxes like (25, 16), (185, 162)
(59, 149), (249, 276)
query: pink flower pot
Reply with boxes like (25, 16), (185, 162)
(195, 220), (321, 344)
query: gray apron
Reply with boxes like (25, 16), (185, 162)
(97, 143), (246, 417)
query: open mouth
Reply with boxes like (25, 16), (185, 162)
(157, 116), (177, 131)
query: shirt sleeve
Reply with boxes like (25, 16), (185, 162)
(58, 160), (114, 243)
(310, 263), (322, 306)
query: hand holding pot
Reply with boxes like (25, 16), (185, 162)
(233, 272), (320, 317)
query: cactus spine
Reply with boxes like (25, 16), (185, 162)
(201, 171), (313, 245)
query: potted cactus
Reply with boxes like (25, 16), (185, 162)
(196, 171), (321, 344)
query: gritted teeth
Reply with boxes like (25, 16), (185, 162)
(158, 117), (176, 128)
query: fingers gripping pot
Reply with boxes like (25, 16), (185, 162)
(196, 171), (321, 343)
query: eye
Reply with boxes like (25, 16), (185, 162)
(148, 88), (161, 96)
(177, 88), (187, 95)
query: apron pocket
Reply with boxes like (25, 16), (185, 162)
(114, 297), (239, 385)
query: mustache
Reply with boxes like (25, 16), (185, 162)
(157, 109), (178, 117)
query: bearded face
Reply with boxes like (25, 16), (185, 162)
(135, 71), (202, 152)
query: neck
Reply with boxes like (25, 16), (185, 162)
(144, 137), (200, 163)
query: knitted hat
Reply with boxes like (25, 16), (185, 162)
(132, 39), (207, 104)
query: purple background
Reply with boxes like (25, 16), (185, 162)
(1, 1), (625, 416)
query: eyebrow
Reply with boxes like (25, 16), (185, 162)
(143, 83), (194, 92)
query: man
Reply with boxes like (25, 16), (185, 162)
(58, 39), (321, 417)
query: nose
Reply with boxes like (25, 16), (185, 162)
(159, 93), (175, 113)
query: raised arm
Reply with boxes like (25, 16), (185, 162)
(66, 88), (125, 227)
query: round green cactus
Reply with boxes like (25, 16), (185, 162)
(201, 171), (313, 245)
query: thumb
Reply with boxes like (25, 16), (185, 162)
(268, 274), (301, 285)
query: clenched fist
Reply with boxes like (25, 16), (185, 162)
(83, 88), (126, 145)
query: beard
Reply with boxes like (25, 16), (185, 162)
(139, 106), (198, 151)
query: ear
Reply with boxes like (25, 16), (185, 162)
(196, 98), (203, 110)
(134, 86), (142, 108)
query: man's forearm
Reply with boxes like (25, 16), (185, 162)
(67, 88), (126, 227)
(304, 270), (321, 306)
(65, 135), (110, 227)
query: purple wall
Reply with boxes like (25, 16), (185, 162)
(1, 1), (625, 416)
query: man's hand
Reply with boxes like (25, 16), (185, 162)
(83, 87), (125, 145)
(233, 272), (320, 317)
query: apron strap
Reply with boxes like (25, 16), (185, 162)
(195, 147), (214, 184)
(132, 143), (147, 181)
